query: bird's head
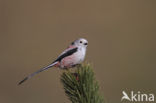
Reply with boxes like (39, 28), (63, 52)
(71, 38), (88, 48)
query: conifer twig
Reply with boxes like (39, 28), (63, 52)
(61, 64), (104, 103)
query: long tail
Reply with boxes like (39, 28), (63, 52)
(18, 62), (58, 85)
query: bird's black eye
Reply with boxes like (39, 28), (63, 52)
(80, 41), (82, 43)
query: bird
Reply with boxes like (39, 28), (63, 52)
(18, 38), (88, 85)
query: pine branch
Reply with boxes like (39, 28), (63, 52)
(61, 64), (104, 103)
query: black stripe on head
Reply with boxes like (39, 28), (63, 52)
(53, 47), (78, 62)
(71, 42), (74, 45)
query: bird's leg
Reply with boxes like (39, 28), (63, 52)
(76, 64), (82, 68)
(72, 72), (79, 81)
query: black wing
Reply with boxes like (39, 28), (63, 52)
(53, 47), (78, 63)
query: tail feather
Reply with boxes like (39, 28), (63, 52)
(18, 62), (58, 85)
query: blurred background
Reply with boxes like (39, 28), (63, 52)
(0, 0), (156, 103)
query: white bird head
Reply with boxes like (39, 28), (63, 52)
(72, 38), (88, 48)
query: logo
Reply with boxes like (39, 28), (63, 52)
(121, 91), (155, 102)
